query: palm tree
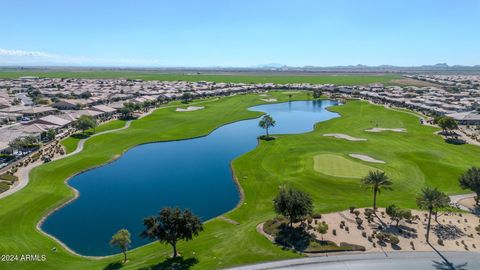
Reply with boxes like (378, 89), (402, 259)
(361, 170), (393, 211)
(258, 114), (276, 137)
(416, 187), (450, 243)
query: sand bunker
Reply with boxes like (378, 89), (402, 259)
(349, 154), (385, 163)
(259, 94), (269, 97)
(282, 91), (300, 94)
(323, 133), (367, 141)
(261, 98), (278, 102)
(365, 127), (406, 133)
(176, 106), (205, 112)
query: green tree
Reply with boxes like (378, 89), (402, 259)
(416, 187), (450, 243)
(79, 91), (92, 98)
(181, 92), (193, 104)
(9, 136), (40, 154)
(110, 229), (131, 263)
(312, 90), (323, 99)
(40, 129), (56, 142)
(258, 114), (276, 137)
(361, 171), (393, 211)
(459, 167), (480, 206)
(273, 185), (314, 227)
(386, 204), (412, 227)
(74, 115), (97, 134)
(118, 107), (134, 120)
(438, 117), (458, 135)
(8, 138), (25, 154)
(141, 207), (203, 258)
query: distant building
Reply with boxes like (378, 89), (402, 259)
(446, 111), (480, 125)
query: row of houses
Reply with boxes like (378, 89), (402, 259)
(0, 104), (118, 153)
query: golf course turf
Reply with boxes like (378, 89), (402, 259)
(61, 119), (128, 154)
(313, 154), (381, 178)
(0, 91), (479, 270)
(0, 71), (401, 85)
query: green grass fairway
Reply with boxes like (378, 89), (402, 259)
(60, 120), (128, 154)
(0, 92), (479, 270)
(313, 154), (380, 178)
(0, 70), (401, 85)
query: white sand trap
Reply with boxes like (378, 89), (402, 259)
(349, 154), (385, 163)
(282, 91), (300, 94)
(261, 98), (278, 102)
(323, 133), (367, 141)
(176, 106), (205, 112)
(259, 94), (269, 97)
(365, 127), (406, 133)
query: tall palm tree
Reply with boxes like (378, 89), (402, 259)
(258, 114), (276, 137)
(361, 170), (393, 211)
(416, 187), (450, 243)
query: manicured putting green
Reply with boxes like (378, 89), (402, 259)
(313, 153), (379, 178)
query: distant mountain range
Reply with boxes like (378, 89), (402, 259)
(2, 63), (480, 74)
(251, 63), (480, 72)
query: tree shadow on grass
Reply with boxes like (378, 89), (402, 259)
(258, 135), (276, 141)
(139, 257), (199, 270)
(71, 133), (91, 139)
(274, 223), (312, 252)
(103, 261), (123, 270)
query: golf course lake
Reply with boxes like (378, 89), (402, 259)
(42, 100), (340, 256)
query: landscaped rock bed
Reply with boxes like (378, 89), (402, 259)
(260, 208), (480, 254)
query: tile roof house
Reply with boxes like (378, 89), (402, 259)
(446, 111), (480, 125)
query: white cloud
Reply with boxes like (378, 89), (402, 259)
(0, 48), (54, 58)
(0, 48), (163, 67)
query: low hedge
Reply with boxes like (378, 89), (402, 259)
(0, 182), (10, 193)
(0, 173), (18, 182)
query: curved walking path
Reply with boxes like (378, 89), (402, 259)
(64, 120), (132, 158)
(449, 193), (477, 212)
(0, 121), (131, 200)
(224, 251), (480, 270)
(0, 98), (220, 201)
(0, 95), (266, 204)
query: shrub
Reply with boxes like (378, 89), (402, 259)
(345, 226), (349, 232)
(0, 173), (18, 182)
(437, 239), (444, 246)
(376, 232), (387, 242)
(367, 236), (372, 242)
(389, 235), (400, 245)
(356, 218), (363, 228)
(353, 210), (360, 217)
(362, 232), (367, 238)
(349, 206), (355, 213)
(0, 182), (10, 193)
(31, 152), (41, 161)
(339, 242), (366, 251)
(311, 213), (322, 219)
(332, 229), (336, 236)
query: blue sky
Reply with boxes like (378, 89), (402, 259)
(0, 0), (479, 67)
